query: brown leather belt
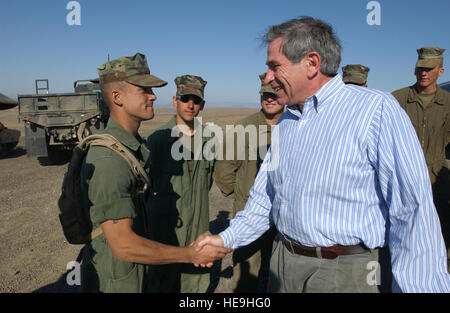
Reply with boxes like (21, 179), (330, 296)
(282, 237), (370, 259)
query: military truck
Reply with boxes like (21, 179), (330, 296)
(18, 79), (109, 161)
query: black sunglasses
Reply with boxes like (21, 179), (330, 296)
(261, 92), (278, 100)
(178, 94), (203, 105)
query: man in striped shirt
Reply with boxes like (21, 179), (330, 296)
(195, 17), (450, 292)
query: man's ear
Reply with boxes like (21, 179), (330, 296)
(438, 67), (444, 77)
(172, 96), (178, 108)
(305, 51), (321, 77)
(111, 89), (123, 107)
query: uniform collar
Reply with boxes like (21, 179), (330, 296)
(164, 115), (209, 143)
(105, 118), (144, 152)
(435, 86), (448, 105)
(409, 84), (446, 106)
(257, 110), (270, 127)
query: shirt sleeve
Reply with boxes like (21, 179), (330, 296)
(87, 154), (137, 225)
(220, 145), (274, 249)
(368, 93), (450, 292)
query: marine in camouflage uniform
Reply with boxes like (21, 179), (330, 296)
(79, 55), (229, 293)
(342, 64), (370, 87)
(146, 75), (216, 292)
(213, 73), (284, 292)
(392, 47), (450, 271)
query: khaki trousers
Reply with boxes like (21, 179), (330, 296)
(267, 236), (380, 293)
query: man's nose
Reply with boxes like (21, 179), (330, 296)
(416, 68), (428, 76)
(265, 70), (274, 84)
(145, 90), (156, 101)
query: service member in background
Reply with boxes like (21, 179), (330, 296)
(392, 47), (450, 272)
(213, 73), (284, 292)
(80, 55), (230, 293)
(146, 75), (217, 292)
(342, 64), (370, 87)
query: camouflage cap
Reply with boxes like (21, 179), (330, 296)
(97, 53), (167, 88)
(416, 47), (445, 69)
(342, 64), (370, 85)
(174, 75), (207, 100)
(0, 93), (18, 110)
(259, 73), (277, 94)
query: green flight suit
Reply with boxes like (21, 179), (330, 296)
(392, 85), (450, 268)
(80, 118), (151, 293)
(146, 116), (216, 292)
(213, 110), (277, 292)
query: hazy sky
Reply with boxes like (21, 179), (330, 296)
(1, 0), (449, 107)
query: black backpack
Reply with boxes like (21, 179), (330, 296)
(58, 133), (150, 244)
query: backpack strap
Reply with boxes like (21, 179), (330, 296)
(80, 133), (150, 189)
(79, 133), (151, 241)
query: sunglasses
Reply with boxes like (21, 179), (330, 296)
(178, 94), (203, 105)
(261, 92), (278, 100)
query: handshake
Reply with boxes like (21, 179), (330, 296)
(188, 231), (231, 268)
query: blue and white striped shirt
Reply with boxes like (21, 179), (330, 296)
(220, 74), (450, 292)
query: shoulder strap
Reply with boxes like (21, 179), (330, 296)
(80, 133), (150, 188)
(79, 133), (151, 241)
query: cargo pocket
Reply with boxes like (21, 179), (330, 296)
(107, 264), (143, 293)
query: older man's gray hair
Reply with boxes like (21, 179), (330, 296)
(264, 16), (342, 77)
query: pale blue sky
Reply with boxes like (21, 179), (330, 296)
(1, 0), (449, 107)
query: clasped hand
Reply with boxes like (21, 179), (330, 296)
(189, 231), (231, 268)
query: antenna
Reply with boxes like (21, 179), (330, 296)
(108, 54), (110, 62)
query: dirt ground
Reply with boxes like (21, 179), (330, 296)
(0, 106), (259, 293)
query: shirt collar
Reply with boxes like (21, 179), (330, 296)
(409, 84), (446, 106)
(286, 74), (345, 116)
(105, 118), (143, 152)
